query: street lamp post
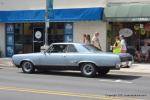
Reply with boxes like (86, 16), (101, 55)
(44, 0), (49, 46)
(41, 0), (53, 51)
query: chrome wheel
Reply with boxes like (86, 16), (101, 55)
(81, 63), (96, 77)
(21, 61), (34, 73)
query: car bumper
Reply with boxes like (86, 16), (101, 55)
(116, 61), (133, 69)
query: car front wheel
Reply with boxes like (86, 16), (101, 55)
(81, 63), (96, 77)
(21, 61), (35, 73)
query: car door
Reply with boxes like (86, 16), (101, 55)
(39, 44), (67, 66)
(64, 44), (80, 67)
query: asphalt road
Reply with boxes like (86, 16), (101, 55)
(0, 67), (150, 100)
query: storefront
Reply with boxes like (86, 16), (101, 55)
(104, 4), (150, 63)
(104, 4), (150, 52)
(3, 7), (104, 57)
(106, 22), (150, 51)
(0, 0), (106, 57)
(5, 23), (66, 56)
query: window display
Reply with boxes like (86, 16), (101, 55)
(6, 24), (14, 57)
(107, 22), (150, 63)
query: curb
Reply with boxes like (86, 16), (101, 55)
(0, 58), (13, 67)
(112, 69), (150, 74)
(0, 63), (14, 67)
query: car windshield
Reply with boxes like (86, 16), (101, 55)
(83, 45), (101, 52)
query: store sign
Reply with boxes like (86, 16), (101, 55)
(140, 28), (146, 35)
(33, 28), (44, 42)
(134, 24), (140, 30)
(6, 24), (14, 33)
(47, 0), (53, 10)
(35, 31), (42, 39)
(64, 23), (73, 42)
(119, 28), (133, 37)
(64, 35), (73, 42)
(47, 0), (53, 19)
(6, 24), (14, 57)
(6, 46), (14, 57)
(144, 23), (150, 31)
(65, 23), (73, 35)
(131, 18), (149, 21)
(107, 18), (150, 22)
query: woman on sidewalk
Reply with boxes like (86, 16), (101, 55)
(120, 35), (127, 53)
(91, 32), (102, 50)
(112, 36), (121, 54)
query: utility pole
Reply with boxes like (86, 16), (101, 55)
(41, 0), (53, 51)
(44, 0), (49, 46)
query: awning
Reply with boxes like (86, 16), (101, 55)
(104, 4), (150, 22)
(0, 7), (104, 23)
(0, 10), (45, 23)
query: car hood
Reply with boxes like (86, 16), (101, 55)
(12, 52), (42, 57)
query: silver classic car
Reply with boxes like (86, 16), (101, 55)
(12, 43), (133, 77)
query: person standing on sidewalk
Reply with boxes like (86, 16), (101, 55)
(119, 35), (127, 53)
(91, 32), (102, 50)
(85, 34), (91, 45)
(82, 34), (87, 44)
(112, 36), (121, 54)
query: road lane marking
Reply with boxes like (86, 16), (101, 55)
(0, 86), (142, 100)
(99, 79), (133, 84)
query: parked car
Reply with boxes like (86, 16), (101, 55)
(12, 43), (133, 77)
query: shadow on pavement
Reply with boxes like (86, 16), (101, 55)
(99, 74), (141, 81)
(19, 70), (142, 81)
(33, 70), (83, 77)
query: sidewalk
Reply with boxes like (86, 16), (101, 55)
(0, 58), (150, 74)
(0, 58), (14, 67)
(119, 63), (150, 74)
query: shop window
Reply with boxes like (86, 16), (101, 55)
(13, 22), (65, 54)
(48, 22), (64, 44)
(14, 23), (33, 54)
(23, 23), (33, 53)
(6, 24), (15, 57)
(14, 24), (24, 54)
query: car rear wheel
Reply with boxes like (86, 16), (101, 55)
(98, 69), (110, 76)
(21, 61), (35, 73)
(80, 63), (97, 77)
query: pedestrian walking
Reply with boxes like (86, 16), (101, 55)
(82, 34), (87, 44)
(85, 34), (91, 45)
(119, 35), (127, 53)
(91, 32), (102, 50)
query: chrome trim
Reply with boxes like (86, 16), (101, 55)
(121, 61), (132, 68)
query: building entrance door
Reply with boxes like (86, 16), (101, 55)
(33, 27), (44, 52)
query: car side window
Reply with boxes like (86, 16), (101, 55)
(48, 44), (67, 53)
(67, 45), (77, 53)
